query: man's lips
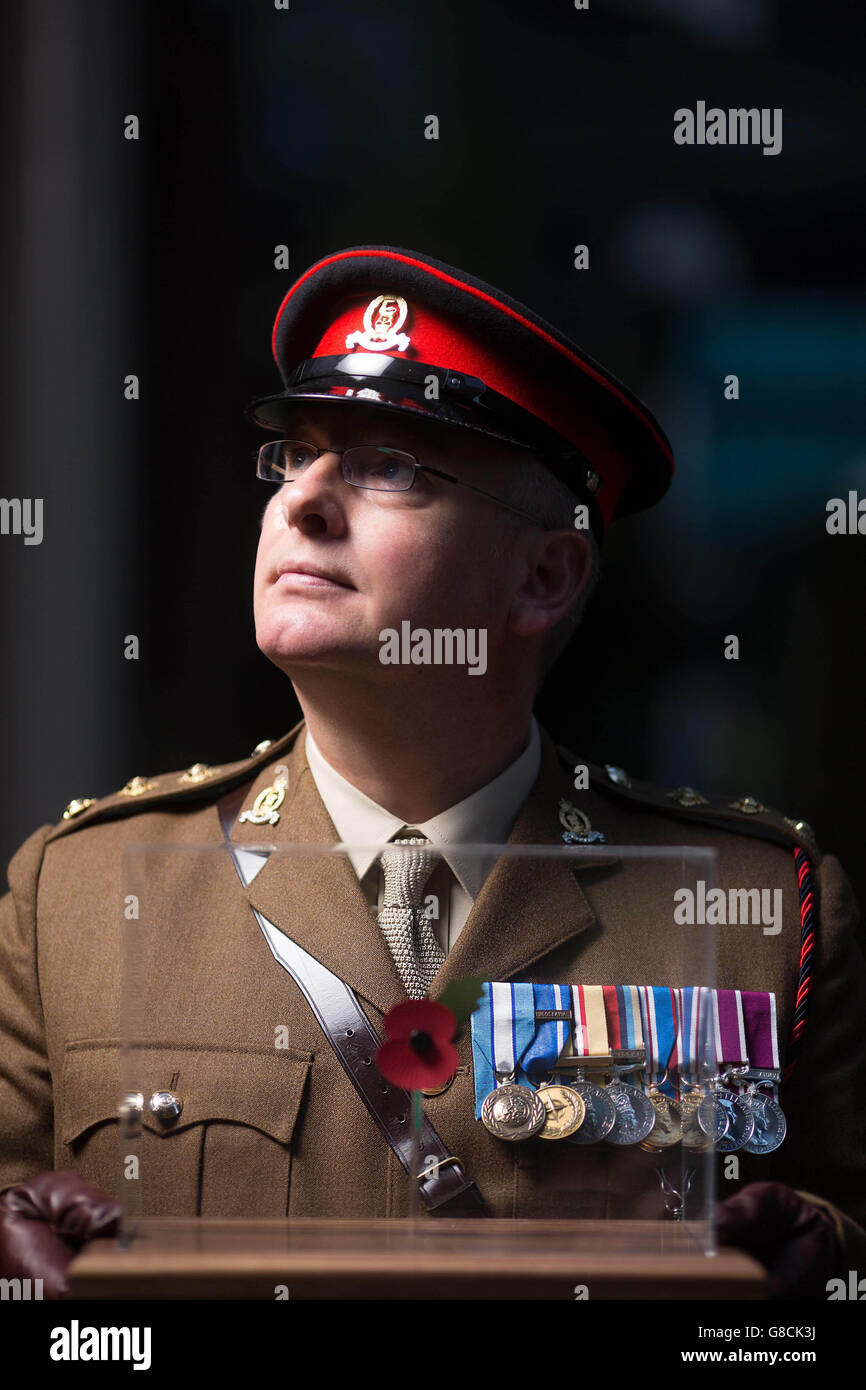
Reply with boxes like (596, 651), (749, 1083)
(273, 562), (354, 590)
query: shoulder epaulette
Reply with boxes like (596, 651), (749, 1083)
(555, 744), (821, 863)
(45, 722), (304, 844)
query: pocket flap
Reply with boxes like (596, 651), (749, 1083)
(61, 1041), (312, 1145)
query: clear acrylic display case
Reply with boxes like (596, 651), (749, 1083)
(111, 836), (725, 1271)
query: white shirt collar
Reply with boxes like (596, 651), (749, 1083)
(305, 717), (541, 898)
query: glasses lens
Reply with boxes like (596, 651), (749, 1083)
(256, 441), (318, 480)
(342, 447), (416, 491)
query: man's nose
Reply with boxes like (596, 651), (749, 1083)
(279, 451), (347, 525)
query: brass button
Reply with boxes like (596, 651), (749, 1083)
(148, 1090), (183, 1122)
(784, 816), (818, 854)
(251, 739), (273, 757)
(604, 764), (631, 789)
(119, 1090), (144, 1119)
(118, 1090), (144, 1137)
(785, 816), (816, 841)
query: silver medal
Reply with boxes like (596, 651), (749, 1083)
(604, 1078), (657, 1146)
(712, 1086), (756, 1152)
(740, 1090), (787, 1155)
(696, 1091), (730, 1142)
(565, 1078), (616, 1144)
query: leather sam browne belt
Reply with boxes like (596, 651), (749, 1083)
(217, 786), (488, 1216)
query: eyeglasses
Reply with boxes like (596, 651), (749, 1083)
(255, 440), (549, 528)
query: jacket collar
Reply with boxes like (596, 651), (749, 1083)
(236, 724), (606, 1013)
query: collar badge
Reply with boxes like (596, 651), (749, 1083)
(558, 798), (607, 845)
(239, 765), (289, 827)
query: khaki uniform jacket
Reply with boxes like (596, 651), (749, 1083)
(1, 721), (865, 1270)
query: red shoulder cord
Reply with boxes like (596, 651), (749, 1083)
(783, 848), (816, 1082)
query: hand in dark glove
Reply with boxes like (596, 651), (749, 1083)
(0, 1170), (122, 1299)
(716, 1179), (842, 1299)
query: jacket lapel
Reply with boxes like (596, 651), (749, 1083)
(238, 732), (405, 1014)
(431, 731), (609, 991)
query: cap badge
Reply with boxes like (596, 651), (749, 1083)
(346, 294), (410, 353)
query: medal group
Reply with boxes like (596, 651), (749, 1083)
(470, 983), (787, 1154)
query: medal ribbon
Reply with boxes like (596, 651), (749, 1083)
(712, 989), (749, 1074)
(569, 984), (609, 1058)
(522, 983), (571, 1079)
(635, 986), (678, 1098)
(673, 986), (714, 1098)
(602, 984), (643, 1052)
(740, 990), (780, 1101)
(470, 981), (537, 1119)
(471, 983), (781, 1115)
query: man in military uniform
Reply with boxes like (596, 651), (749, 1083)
(1, 246), (864, 1297)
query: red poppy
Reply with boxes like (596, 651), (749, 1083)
(376, 999), (459, 1090)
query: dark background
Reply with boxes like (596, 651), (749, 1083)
(1, 0), (864, 940)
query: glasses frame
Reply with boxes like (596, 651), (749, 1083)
(255, 439), (551, 529)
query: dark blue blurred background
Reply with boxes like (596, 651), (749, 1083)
(1, 0), (864, 941)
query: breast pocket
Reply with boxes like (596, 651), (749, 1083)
(59, 1041), (313, 1217)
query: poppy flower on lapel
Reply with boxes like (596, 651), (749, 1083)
(376, 999), (459, 1090)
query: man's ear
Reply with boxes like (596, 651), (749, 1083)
(507, 528), (592, 638)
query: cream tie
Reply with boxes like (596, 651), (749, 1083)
(378, 837), (445, 1000)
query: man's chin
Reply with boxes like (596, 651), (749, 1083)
(256, 636), (375, 677)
